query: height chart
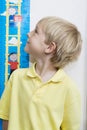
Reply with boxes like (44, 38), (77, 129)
(0, 0), (30, 129)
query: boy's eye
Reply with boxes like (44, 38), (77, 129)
(35, 29), (38, 33)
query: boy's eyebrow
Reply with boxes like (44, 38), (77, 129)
(26, 25), (39, 37)
(35, 25), (39, 30)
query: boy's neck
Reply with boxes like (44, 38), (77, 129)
(35, 59), (58, 82)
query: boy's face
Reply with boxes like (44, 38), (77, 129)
(25, 24), (47, 58)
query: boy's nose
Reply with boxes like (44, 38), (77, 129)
(27, 32), (30, 38)
(28, 31), (33, 38)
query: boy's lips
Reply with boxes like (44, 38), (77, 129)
(27, 41), (30, 44)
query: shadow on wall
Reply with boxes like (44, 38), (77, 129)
(85, 7), (87, 130)
(85, 37), (87, 130)
(0, 120), (2, 130)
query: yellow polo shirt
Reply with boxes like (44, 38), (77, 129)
(0, 63), (81, 130)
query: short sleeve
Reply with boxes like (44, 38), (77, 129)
(61, 84), (81, 130)
(0, 75), (12, 120)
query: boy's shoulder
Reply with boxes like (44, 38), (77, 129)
(10, 63), (35, 79)
(63, 71), (80, 98)
(13, 68), (29, 73)
(58, 69), (77, 87)
(10, 68), (30, 78)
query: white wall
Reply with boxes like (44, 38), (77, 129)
(30, 0), (86, 129)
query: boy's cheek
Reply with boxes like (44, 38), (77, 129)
(24, 44), (31, 53)
(24, 43), (36, 54)
(25, 42), (43, 56)
(30, 46), (42, 56)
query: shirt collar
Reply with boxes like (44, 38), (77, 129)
(27, 62), (37, 78)
(27, 62), (66, 83)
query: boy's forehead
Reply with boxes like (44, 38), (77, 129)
(35, 25), (39, 29)
(36, 23), (44, 32)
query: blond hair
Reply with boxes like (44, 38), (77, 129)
(37, 16), (82, 68)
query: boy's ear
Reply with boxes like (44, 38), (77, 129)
(45, 42), (56, 54)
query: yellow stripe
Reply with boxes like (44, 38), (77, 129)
(5, 0), (21, 85)
(5, 0), (9, 85)
(17, 0), (21, 68)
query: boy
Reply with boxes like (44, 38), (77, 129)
(0, 16), (82, 130)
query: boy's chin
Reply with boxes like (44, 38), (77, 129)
(24, 47), (30, 54)
(24, 43), (30, 52)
